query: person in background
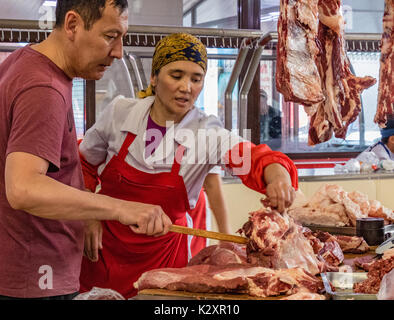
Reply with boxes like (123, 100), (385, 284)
(78, 33), (298, 298)
(358, 117), (394, 161)
(0, 0), (172, 300)
(259, 89), (281, 146)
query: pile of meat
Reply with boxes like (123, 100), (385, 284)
(288, 184), (394, 227)
(353, 248), (394, 294)
(238, 207), (321, 275)
(276, 0), (377, 145)
(374, 0), (394, 128)
(134, 205), (370, 300)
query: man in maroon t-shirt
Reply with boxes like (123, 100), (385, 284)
(0, 0), (172, 299)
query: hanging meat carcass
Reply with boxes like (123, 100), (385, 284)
(374, 0), (394, 127)
(276, 0), (325, 106)
(308, 0), (376, 145)
(276, 0), (376, 145)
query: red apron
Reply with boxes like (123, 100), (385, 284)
(187, 189), (208, 257)
(79, 132), (196, 298)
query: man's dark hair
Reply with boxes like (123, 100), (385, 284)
(55, 0), (128, 30)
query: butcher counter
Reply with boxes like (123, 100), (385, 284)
(132, 250), (378, 300)
(215, 169), (394, 240)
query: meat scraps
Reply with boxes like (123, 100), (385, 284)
(374, 0), (394, 127)
(353, 248), (394, 294)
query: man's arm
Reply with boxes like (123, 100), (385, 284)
(5, 152), (172, 236)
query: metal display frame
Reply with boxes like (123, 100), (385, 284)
(0, 19), (383, 161)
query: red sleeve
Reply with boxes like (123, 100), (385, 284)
(224, 142), (298, 194)
(77, 139), (101, 192)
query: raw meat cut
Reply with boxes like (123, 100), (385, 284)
(353, 248), (394, 294)
(317, 0), (343, 34)
(134, 264), (324, 298)
(134, 264), (249, 294)
(303, 229), (369, 254)
(374, 0), (394, 127)
(334, 235), (370, 253)
(368, 200), (394, 224)
(288, 184), (393, 226)
(276, 0), (325, 106)
(354, 255), (376, 271)
(188, 242), (248, 266)
(308, 1), (376, 145)
(276, 0), (376, 145)
(302, 228), (344, 271)
(238, 207), (321, 275)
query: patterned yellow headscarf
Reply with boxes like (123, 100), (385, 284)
(137, 33), (207, 99)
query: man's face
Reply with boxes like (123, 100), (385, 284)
(71, 4), (128, 80)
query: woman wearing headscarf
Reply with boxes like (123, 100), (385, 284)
(78, 33), (298, 298)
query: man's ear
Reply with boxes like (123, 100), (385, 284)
(63, 11), (82, 40)
(389, 135), (394, 145)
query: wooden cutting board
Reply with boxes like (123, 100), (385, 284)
(136, 289), (283, 300)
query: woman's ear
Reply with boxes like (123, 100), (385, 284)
(150, 74), (157, 87)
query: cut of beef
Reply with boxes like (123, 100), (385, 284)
(134, 264), (249, 294)
(302, 228), (344, 272)
(354, 255), (376, 271)
(188, 242), (248, 266)
(374, 0), (394, 127)
(308, 0), (376, 145)
(276, 0), (325, 106)
(238, 207), (321, 275)
(134, 264), (324, 298)
(276, 0), (376, 145)
(317, 0), (343, 34)
(334, 235), (370, 254)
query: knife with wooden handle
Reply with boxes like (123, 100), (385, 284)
(169, 225), (248, 244)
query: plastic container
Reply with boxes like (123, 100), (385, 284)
(356, 218), (385, 246)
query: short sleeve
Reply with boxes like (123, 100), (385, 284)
(6, 86), (67, 171)
(79, 95), (121, 166)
